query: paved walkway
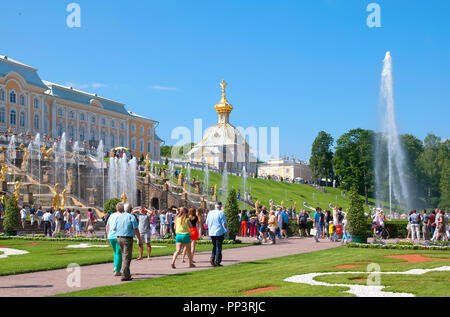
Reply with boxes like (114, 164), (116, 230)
(0, 237), (340, 297)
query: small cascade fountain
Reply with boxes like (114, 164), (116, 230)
(221, 163), (228, 200)
(242, 165), (247, 201)
(73, 141), (81, 198)
(203, 163), (209, 196)
(96, 140), (105, 208)
(59, 133), (67, 188)
(186, 163), (191, 186)
(7, 135), (16, 181)
(107, 155), (138, 207)
(33, 133), (41, 199)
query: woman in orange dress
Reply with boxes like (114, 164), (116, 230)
(182, 208), (199, 263)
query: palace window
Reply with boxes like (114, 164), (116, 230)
(69, 111), (75, 120)
(80, 113), (86, 121)
(139, 125), (144, 135)
(69, 124), (75, 139)
(131, 137), (136, 151)
(90, 129), (97, 141)
(34, 114), (40, 130)
(91, 116), (96, 124)
(9, 91), (16, 104)
(57, 123), (64, 137)
(0, 107), (5, 124)
(101, 131), (106, 145)
(120, 122), (125, 130)
(102, 118), (106, 126)
(0, 89), (4, 101)
(139, 138), (144, 153)
(148, 127), (152, 136)
(79, 126), (86, 142)
(10, 110), (16, 125)
(120, 134), (125, 146)
(19, 95), (26, 106)
(33, 97), (40, 109)
(131, 124), (136, 133)
(147, 140), (152, 153)
(57, 108), (63, 117)
(111, 120), (115, 128)
(19, 111), (26, 128)
(110, 133), (115, 147)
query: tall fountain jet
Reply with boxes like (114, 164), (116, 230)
(375, 52), (411, 216)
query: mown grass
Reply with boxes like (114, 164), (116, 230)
(155, 164), (368, 212)
(0, 239), (250, 276)
(56, 247), (450, 297)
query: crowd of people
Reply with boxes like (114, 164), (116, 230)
(237, 206), (349, 244)
(105, 201), (228, 281)
(11, 204), (98, 237)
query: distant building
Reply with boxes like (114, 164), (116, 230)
(0, 54), (162, 160)
(186, 80), (256, 174)
(257, 158), (312, 182)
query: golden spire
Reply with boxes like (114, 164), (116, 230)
(214, 79), (233, 123)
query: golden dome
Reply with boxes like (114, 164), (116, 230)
(214, 80), (233, 115)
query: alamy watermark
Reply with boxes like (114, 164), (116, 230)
(169, 119), (280, 163)
(66, 3), (81, 28)
(366, 3), (381, 28)
(66, 263), (81, 288)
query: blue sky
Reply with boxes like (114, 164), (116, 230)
(1, 0), (449, 161)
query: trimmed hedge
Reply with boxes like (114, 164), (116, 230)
(346, 242), (450, 251)
(0, 234), (242, 245)
(286, 219), (410, 239)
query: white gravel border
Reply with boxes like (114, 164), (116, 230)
(0, 248), (30, 259)
(284, 266), (450, 297)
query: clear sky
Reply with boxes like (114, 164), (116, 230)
(1, 0), (449, 161)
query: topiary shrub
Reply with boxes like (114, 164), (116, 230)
(3, 195), (20, 236)
(103, 198), (121, 214)
(347, 185), (370, 240)
(224, 188), (240, 241)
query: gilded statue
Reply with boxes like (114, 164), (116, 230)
(13, 180), (21, 202)
(21, 147), (29, 170)
(1, 146), (6, 153)
(178, 170), (183, 182)
(121, 191), (128, 203)
(52, 183), (61, 210)
(255, 200), (259, 211)
(183, 181), (187, 193)
(0, 165), (8, 182)
(41, 145), (54, 161)
(60, 189), (66, 210)
(213, 184), (217, 196)
(281, 200), (284, 208)
(144, 154), (150, 177)
(67, 169), (73, 188)
(110, 149), (115, 158)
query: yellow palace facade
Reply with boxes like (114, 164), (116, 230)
(0, 55), (162, 160)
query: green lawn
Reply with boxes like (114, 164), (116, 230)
(155, 164), (370, 212)
(0, 239), (251, 276)
(57, 247), (450, 297)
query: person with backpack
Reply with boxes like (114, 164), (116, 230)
(422, 210), (430, 240)
(409, 210), (421, 242)
(297, 209), (309, 237)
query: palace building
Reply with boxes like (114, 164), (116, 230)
(257, 158), (313, 182)
(0, 55), (162, 159)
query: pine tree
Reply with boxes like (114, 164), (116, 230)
(347, 185), (368, 237)
(3, 195), (20, 235)
(224, 188), (240, 241)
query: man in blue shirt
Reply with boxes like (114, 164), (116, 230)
(313, 207), (323, 243)
(206, 202), (228, 267)
(112, 202), (142, 281)
(281, 208), (289, 239)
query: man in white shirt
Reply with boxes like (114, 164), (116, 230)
(53, 209), (62, 236)
(43, 210), (53, 237)
(20, 206), (28, 229)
